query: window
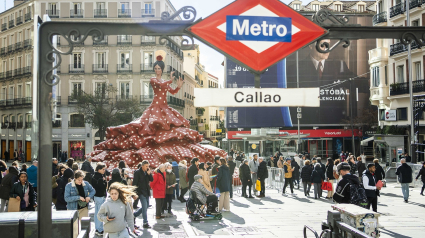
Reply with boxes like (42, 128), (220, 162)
(312, 4), (320, 11)
(95, 52), (106, 67)
(25, 83), (30, 97)
(9, 34), (14, 45)
(415, 62), (421, 81)
(73, 3), (82, 13)
(17, 56), (22, 70)
(144, 52), (153, 66)
(2, 60), (6, 72)
(73, 53), (82, 68)
(293, 4), (300, 10)
(144, 82), (153, 96)
(26, 113), (31, 123)
(18, 114), (23, 122)
(10, 115), (15, 123)
(17, 32), (22, 43)
(72, 82), (82, 96)
(412, 20), (419, 27)
(9, 86), (14, 99)
(397, 65), (404, 83)
(397, 108), (407, 121)
(96, 2), (105, 9)
(70, 114), (85, 127)
(9, 58), (13, 71)
(26, 54), (31, 67)
(120, 52), (130, 68)
(48, 3), (58, 14)
(120, 2), (129, 10)
(144, 3), (153, 14)
(372, 66), (380, 87)
(17, 85), (22, 98)
(384, 65), (388, 85)
(1, 87), (6, 100)
(95, 82), (106, 98)
(335, 4), (342, 11)
(358, 5), (365, 12)
(120, 82), (130, 98)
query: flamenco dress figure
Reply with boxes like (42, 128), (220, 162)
(90, 51), (227, 170)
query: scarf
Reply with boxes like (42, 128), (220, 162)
(23, 182), (30, 208)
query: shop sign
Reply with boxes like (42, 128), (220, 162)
(385, 110), (397, 121)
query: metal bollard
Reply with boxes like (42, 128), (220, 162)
(80, 217), (91, 238)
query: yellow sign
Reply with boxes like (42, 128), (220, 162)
(251, 144), (257, 149)
(216, 129), (222, 133)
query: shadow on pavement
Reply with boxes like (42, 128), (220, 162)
(405, 201), (425, 208)
(230, 199), (250, 208)
(261, 196), (284, 204)
(151, 220), (184, 235)
(245, 198), (264, 205)
(380, 228), (411, 238)
(222, 211), (246, 224)
(380, 192), (404, 198)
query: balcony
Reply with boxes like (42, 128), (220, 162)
(93, 36), (108, 45)
(52, 121), (62, 128)
(23, 66), (31, 75)
(117, 64), (132, 74)
(16, 122), (23, 129)
(93, 64), (108, 74)
(1, 23), (7, 31)
(15, 42), (23, 51)
(141, 9), (155, 17)
(94, 9), (107, 18)
(141, 63), (153, 72)
(6, 70), (12, 79)
(0, 72), (5, 80)
(69, 64), (85, 74)
(8, 122), (16, 130)
(9, 20), (14, 28)
(0, 47), (6, 57)
(70, 9), (84, 18)
(210, 116), (220, 121)
(25, 121), (32, 129)
(372, 12), (387, 25)
(140, 95), (154, 104)
(69, 120), (85, 128)
(168, 96), (185, 108)
(390, 3), (404, 18)
(117, 36), (132, 45)
(7, 45), (14, 54)
(25, 12), (31, 22)
(68, 96), (78, 104)
(141, 37), (156, 45)
(390, 79), (425, 96)
(6, 99), (14, 106)
(14, 68), (23, 77)
(0, 100), (5, 107)
(16, 16), (23, 25)
(55, 96), (61, 105)
(13, 97), (32, 106)
(390, 41), (420, 56)
(46, 10), (60, 18)
(24, 39), (32, 48)
(118, 9), (131, 18)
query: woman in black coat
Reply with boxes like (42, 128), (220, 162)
(374, 159), (386, 181)
(415, 162), (425, 195)
(0, 166), (19, 212)
(291, 159), (300, 189)
(55, 168), (74, 210)
(216, 158), (231, 211)
(325, 158), (335, 199)
(311, 164), (325, 199)
(239, 160), (253, 198)
(300, 160), (313, 197)
(9, 172), (37, 211)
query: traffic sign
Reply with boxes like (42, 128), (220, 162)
(188, 0), (327, 73)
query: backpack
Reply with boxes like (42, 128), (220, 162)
(186, 197), (197, 215)
(348, 181), (368, 208)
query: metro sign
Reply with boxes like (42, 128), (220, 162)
(188, 0), (327, 73)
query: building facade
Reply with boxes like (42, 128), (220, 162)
(0, 0), (188, 161)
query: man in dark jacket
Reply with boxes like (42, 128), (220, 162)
(91, 162), (108, 236)
(348, 157), (357, 175)
(373, 159), (386, 181)
(291, 158), (300, 189)
(311, 163), (325, 199)
(396, 159), (413, 202)
(0, 166), (19, 212)
(188, 158), (199, 189)
(52, 158), (59, 176)
(405, 153), (412, 163)
(133, 160), (154, 229)
(333, 163), (361, 204)
(363, 163), (380, 212)
(55, 168), (73, 210)
(257, 157), (268, 198)
(81, 156), (94, 184)
(211, 156), (221, 191)
(301, 160), (313, 196)
(227, 156), (236, 198)
(356, 157), (366, 180)
(239, 160), (253, 198)
(316, 158), (326, 178)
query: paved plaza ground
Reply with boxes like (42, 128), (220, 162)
(83, 180), (425, 238)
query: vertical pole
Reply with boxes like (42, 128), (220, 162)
(350, 80), (355, 155)
(38, 25), (53, 237)
(406, 0), (415, 162)
(297, 51), (301, 154)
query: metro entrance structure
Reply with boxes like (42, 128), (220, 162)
(35, 0), (425, 236)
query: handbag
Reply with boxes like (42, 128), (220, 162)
(321, 181), (332, 191)
(255, 180), (261, 191)
(77, 200), (88, 207)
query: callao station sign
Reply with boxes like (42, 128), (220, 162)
(189, 0), (326, 108)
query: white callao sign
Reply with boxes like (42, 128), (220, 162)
(385, 110), (397, 121)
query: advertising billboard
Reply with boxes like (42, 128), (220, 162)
(226, 15), (375, 128)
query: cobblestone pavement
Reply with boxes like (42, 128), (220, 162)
(85, 180), (425, 238)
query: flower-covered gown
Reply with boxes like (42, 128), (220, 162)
(89, 77), (227, 170)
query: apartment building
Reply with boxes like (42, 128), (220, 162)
(0, 0), (189, 161)
(369, 0), (425, 158)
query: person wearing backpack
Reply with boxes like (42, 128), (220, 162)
(363, 163), (381, 212)
(333, 163), (362, 204)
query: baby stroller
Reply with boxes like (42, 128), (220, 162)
(186, 190), (222, 221)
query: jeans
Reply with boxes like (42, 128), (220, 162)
(108, 228), (130, 238)
(313, 183), (322, 198)
(302, 182), (311, 195)
(401, 183), (410, 201)
(134, 195), (149, 224)
(173, 179), (180, 198)
(0, 199), (8, 212)
(94, 196), (106, 232)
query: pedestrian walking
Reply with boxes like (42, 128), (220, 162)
(163, 163), (176, 215)
(239, 159), (253, 198)
(97, 182), (137, 238)
(362, 163), (380, 212)
(109, 169), (127, 185)
(178, 160), (188, 202)
(291, 158), (300, 189)
(348, 157), (357, 175)
(248, 154), (260, 196)
(26, 160), (38, 193)
(356, 157), (366, 179)
(52, 163), (67, 205)
(396, 159), (413, 203)
(188, 158), (199, 189)
(333, 162), (361, 204)
(316, 158), (326, 179)
(300, 160), (313, 197)
(311, 163), (325, 199)
(9, 172), (37, 211)
(228, 156), (236, 198)
(91, 162), (108, 236)
(151, 164), (166, 219)
(66, 158), (74, 171)
(64, 170), (96, 223)
(415, 162), (425, 195)
(374, 159), (386, 182)
(81, 156), (94, 184)
(4, 151), (9, 162)
(282, 158), (295, 194)
(257, 157), (268, 198)
(55, 168), (74, 210)
(172, 161), (180, 200)
(198, 163), (212, 192)
(133, 160), (153, 228)
(405, 153), (412, 163)
(13, 149), (18, 161)
(217, 158), (231, 211)
(325, 158), (335, 199)
(0, 166), (19, 212)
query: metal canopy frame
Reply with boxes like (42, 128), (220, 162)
(36, 7), (425, 237)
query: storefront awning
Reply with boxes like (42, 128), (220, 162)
(361, 137), (374, 146)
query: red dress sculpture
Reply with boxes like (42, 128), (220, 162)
(89, 60), (227, 170)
